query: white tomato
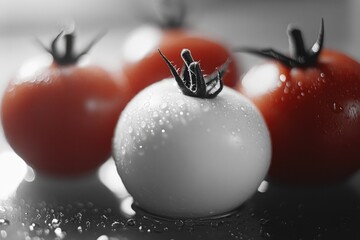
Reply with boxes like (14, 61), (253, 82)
(112, 49), (271, 218)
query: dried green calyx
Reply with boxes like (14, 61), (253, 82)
(38, 30), (104, 65)
(159, 48), (228, 99)
(235, 19), (324, 68)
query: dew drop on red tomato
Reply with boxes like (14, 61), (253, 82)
(331, 102), (344, 113)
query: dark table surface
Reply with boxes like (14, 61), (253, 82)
(0, 153), (359, 240)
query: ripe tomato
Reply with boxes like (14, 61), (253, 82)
(113, 49), (271, 218)
(120, 2), (239, 99)
(1, 31), (128, 177)
(237, 20), (360, 184)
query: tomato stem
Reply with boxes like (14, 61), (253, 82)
(38, 30), (105, 65)
(234, 18), (324, 68)
(159, 48), (227, 99)
(155, 0), (186, 28)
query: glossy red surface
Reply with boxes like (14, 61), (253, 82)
(1, 64), (128, 176)
(239, 49), (360, 183)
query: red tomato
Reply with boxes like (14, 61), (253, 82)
(1, 31), (128, 177)
(237, 20), (360, 184)
(120, 6), (240, 98)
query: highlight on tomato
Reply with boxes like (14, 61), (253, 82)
(236, 19), (360, 184)
(1, 30), (128, 177)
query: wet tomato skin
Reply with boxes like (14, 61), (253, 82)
(121, 28), (239, 98)
(239, 49), (360, 183)
(113, 49), (270, 218)
(1, 62), (127, 176)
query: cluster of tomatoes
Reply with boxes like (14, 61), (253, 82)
(2, 11), (360, 218)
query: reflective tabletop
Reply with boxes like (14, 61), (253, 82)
(0, 152), (359, 240)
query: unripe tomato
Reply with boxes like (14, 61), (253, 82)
(113, 49), (271, 218)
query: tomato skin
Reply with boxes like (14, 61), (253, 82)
(1, 62), (128, 176)
(113, 78), (271, 218)
(121, 28), (239, 98)
(239, 49), (360, 183)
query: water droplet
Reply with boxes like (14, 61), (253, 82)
(210, 221), (221, 228)
(0, 207), (5, 213)
(44, 228), (50, 235)
(297, 81), (303, 87)
(160, 102), (168, 109)
(128, 126), (133, 134)
(75, 212), (83, 221)
(126, 219), (136, 226)
(284, 88), (289, 94)
(29, 222), (41, 231)
(258, 180), (269, 193)
(184, 219), (195, 227)
(202, 104), (210, 112)
(111, 221), (124, 231)
(331, 102), (343, 113)
(259, 218), (270, 225)
(0, 230), (7, 238)
(121, 148), (126, 156)
(97, 235), (110, 240)
(77, 226), (83, 233)
(280, 74), (286, 82)
(140, 121), (146, 128)
(176, 99), (185, 107)
(86, 221), (91, 229)
(0, 219), (10, 226)
(51, 218), (60, 228)
(54, 227), (66, 239)
(143, 101), (150, 108)
(152, 111), (159, 118)
(174, 219), (184, 228)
